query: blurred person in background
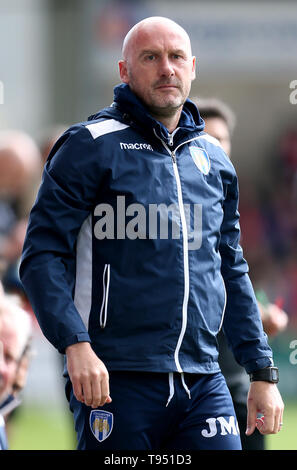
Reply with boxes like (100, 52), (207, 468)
(0, 281), (33, 450)
(0, 130), (42, 309)
(39, 125), (69, 167)
(0, 130), (40, 450)
(20, 16), (284, 450)
(0, 129), (42, 271)
(262, 128), (297, 327)
(194, 96), (288, 449)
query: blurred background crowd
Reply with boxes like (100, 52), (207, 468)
(0, 0), (296, 450)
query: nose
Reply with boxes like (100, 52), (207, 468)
(159, 56), (175, 77)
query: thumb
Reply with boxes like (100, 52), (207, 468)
(246, 401), (257, 436)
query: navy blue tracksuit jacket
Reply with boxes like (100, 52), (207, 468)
(20, 84), (273, 376)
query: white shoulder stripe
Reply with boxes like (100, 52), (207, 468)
(198, 133), (223, 149)
(85, 119), (129, 140)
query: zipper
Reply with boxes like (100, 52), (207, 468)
(170, 149), (189, 373)
(154, 130), (202, 372)
(99, 264), (110, 329)
(168, 128), (180, 147)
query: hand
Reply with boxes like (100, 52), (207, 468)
(261, 303), (288, 337)
(66, 342), (112, 408)
(246, 381), (284, 435)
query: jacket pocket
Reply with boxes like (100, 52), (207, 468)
(99, 264), (110, 328)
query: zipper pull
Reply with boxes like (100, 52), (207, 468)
(168, 133), (174, 146)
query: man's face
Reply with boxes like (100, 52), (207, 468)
(203, 117), (231, 156)
(119, 22), (196, 119)
(0, 314), (19, 402)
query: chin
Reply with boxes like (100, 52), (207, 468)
(156, 97), (183, 110)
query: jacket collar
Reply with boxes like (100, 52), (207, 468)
(88, 83), (205, 147)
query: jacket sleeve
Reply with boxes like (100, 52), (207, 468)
(219, 172), (273, 374)
(20, 125), (100, 353)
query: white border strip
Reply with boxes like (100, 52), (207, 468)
(74, 214), (93, 329)
(86, 119), (129, 140)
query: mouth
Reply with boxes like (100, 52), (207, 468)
(155, 84), (179, 91)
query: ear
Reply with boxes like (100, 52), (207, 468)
(118, 60), (129, 84)
(191, 56), (196, 81)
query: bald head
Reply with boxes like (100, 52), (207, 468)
(0, 130), (41, 199)
(119, 17), (196, 132)
(122, 17), (192, 61)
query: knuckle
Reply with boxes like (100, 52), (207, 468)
(90, 369), (100, 380)
(80, 371), (89, 381)
(262, 428), (271, 435)
(71, 372), (81, 383)
(100, 368), (109, 380)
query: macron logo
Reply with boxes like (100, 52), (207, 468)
(120, 142), (153, 151)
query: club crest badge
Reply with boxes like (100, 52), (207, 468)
(189, 146), (211, 175)
(89, 410), (113, 442)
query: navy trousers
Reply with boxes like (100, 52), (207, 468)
(66, 370), (242, 450)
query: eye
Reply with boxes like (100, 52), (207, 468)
(4, 354), (15, 365)
(146, 54), (156, 61)
(4, 351), (18, 366)
(173, 53), (186, 61)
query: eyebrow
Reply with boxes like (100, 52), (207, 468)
(138, 48), (187, 59)
(138, 49), (158, 58)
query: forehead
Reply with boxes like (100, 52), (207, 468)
(130, 23), (191, 56)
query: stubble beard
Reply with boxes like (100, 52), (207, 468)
(127, 70), (190, 124)
(136, 85), (187, 122)
(147, 94), (184, 119)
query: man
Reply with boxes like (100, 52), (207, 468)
(0, 130), (42, 284)
(0, 283), (32, 450)
(20, 17), (284, 450)
(195, 97), (288, 450)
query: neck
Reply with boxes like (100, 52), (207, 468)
(150, 109), (182, 133)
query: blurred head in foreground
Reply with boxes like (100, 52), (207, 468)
(0, 283), (32, 404)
